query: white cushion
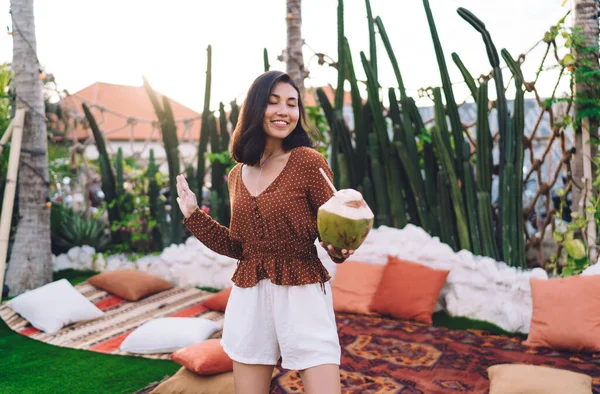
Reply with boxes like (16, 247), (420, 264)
(120, 317), (221, 354)
(6, 279), (104, 334)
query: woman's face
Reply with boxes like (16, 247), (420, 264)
(262, 82), (299, 142)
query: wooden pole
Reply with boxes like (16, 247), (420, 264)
(0, 119), (15, 156)
(582, 117), (597, 262)
(0, 108), (26, 301)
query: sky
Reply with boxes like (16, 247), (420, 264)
(0, 0), (571, 115)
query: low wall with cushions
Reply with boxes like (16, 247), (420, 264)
(53, 224), (598, 334)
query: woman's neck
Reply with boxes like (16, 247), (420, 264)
(263, 140), (284, 159)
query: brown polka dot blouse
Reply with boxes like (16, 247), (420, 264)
(183, 146), (338, 288)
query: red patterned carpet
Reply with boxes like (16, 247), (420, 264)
(271, 313), (600, 394)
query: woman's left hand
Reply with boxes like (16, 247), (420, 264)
(320, 241), (354, 262)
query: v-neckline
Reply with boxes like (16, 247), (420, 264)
(240, 147), (296, 198)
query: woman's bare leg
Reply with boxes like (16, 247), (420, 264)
(232, 361), (275, 394)
(299, 364), (341, 394)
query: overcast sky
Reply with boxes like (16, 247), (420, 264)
(0, 0), (570, 113)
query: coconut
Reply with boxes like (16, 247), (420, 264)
(317, 189), (374, 251)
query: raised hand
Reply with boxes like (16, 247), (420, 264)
(176, 174), (199, 219)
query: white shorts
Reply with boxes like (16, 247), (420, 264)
(220, 279), (341, 371)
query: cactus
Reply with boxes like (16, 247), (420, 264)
(229, 100), (240, 129)
(115, 147), (124, 196)
(431, 125), (470, 251)
(361, 52), (390, 161)
(148, 149), (167, 251)
(197, 45), (213, 198)
(344, 38), (367, 182)
(463, 160), (481, 255)
(388, 151), (408, 228)
(368, 134), (391, 226)
(433, 87), (452, 157)
(476, 82), (492, 195)
(82, 103), (122, 243)
(451, 53), (478, 101)
(143, 77), (183, 244)
(263, 48), (270, 72)
(438, 170), (457, 250)
(316, 87), (339, 189)
(395, 141), (430, 231)
(219, 102), (230, 152)
(365, 0), (377, 81)
(478, 192), (499, 260)
(335, 0), (346, 111)
(423, 0), (466, 182)
(423, 140), (440, 236)
(502, 48), (526, 268)
(457, 7), (510, 260)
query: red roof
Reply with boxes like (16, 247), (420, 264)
(58, 82), (202, 142)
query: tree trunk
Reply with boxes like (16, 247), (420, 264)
(286, 0), (306, 96)
(5, 0), (53, 296)
(571, 0), (599, 262)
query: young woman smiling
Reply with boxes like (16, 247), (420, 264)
(176, 71), (354, 394)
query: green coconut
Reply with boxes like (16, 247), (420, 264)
(317, 189), (374, 251)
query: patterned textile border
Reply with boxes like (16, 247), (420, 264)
(0, 282), (223, 360)
(271, 313), (600, 394)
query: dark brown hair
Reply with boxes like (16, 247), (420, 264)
(231, 71), (316, 166)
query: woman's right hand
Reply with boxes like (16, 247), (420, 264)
(176, 174), (199, 219)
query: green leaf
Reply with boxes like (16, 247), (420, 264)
(563, 239), (586, 260)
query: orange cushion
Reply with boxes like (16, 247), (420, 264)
(331, 261), (385, 314)
(170, 339), (233, 375)
(88, 270), (172, 301)
(524, 276), (600, 352)
(487, 364), (592, 394)
(203, 288), (232, 312)
(150, 367), (234, 394)
(369, 256), (449, 324)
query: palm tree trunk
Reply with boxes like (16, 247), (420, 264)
(286, 0), (306, 96)
(5, 0), (52, 296)
(571, 0), (599, 262)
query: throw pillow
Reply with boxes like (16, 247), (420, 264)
(524, 275), (600, 352)
(369, 256), (449, 324)
(6, 279), (104, 334)
(171, 338), (233, 375)
(88, 270), (172, 301)
(150, 367), (234, 394)
(120, 317), (221, 354)
(331, 261), (385, 314)
(203, 288), (232, 312)
(487, 364), (592, 394)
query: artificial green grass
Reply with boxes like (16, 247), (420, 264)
(1, 270), (523, 393)
(0, 270), (180, 394)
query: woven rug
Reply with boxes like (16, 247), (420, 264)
(271, 313), (600, 394)
(0, 281), (223, 360)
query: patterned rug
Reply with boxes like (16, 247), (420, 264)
(0, 282), (223, 359)
(271, 313), (600, 394)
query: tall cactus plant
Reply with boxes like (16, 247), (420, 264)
(143, 77), (183, 244)
(197, 45), (213, 197)
(82, 103), (123, 243)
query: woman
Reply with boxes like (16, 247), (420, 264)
(176, 70), (354, 394)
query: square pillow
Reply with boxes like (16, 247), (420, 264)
(524, 275), (600, 352)
(171, 338), (233, 375)
(120, 317), (221, 354)
(88, 269), (172, 301)
(6, 279), (104, 334)
(369, 256), (449, 324)
(202, 288), (232, 312)
(487, 364), (592, 394)
(150, 367), (235, 394)
(331, 261), (385, 314)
